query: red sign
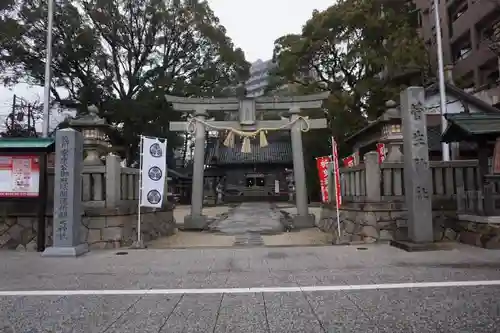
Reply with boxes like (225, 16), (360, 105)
(316, 156), (331, 203)
(332, 138), (342, 207)
(343, 155), (354, 167)
(0, 155), (40, 198)
(376, 143), (386, 164)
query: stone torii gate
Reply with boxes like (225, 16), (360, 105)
(168, 92), (329, 230)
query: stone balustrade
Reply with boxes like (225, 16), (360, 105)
(317, 152), (500, 248)
(0, 154), (175, 251)
(45, 155), (140, 209)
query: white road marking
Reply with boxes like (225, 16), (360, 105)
(1, 280), (500, 297)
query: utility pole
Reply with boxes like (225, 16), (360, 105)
(42, 0), (55, 137)
(433, 0), (450, 161)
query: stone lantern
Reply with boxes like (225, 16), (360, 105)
(379, 100), (404, 162)
(68, 105), (111, 165)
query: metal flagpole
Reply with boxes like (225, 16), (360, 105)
(137, 135), (144, 247)
(42, 0), (54, 137)
(433, 0), (450, 161)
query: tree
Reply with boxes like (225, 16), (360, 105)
(270, 0), (427, 136)
(0, 0), (249, 164)
(269, 0), (428, 201)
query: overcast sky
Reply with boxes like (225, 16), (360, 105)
(0, 0), (333, 130)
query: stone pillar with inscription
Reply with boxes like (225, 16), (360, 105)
(43, 128), (89, 257)
(400, 87), (433, 244)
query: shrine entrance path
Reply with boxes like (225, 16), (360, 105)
(209, 202), (283, 235)
(149, 203), (333, 248)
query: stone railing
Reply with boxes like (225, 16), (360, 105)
(46, 155), (140, 208)
(457, 174), (500, 216)
(0, 154), (173, 251)
(317, 151), (485, 246)
(339, 164), (366, 202)
(340, 157), (480, 207)
(119, 167), (140, 204)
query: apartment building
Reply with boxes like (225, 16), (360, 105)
(244, 59), (276, 97)
(414, 0), (500, 104)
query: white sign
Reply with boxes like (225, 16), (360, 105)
(139, 136), (167, 208)
(274, 180), (279, 194)
(0, 156), (40, 197)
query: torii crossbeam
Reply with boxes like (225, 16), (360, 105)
(168, 92), (329, 230)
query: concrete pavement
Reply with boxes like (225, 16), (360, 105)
(1, 244), (500, 332)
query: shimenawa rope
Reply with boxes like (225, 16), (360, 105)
(185, 116), (311, 153)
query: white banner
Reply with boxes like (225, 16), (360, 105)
(139, 136), (167, 208)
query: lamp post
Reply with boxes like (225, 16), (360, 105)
(380, 100), (404, 162)
(68, 105), (110, 165)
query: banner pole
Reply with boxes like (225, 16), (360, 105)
(332, 137), (342, 244)
(335, 181), (341, 244)
(137, 135), (144, 247)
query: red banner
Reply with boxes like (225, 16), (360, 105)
(343, 155), (354, 168)
(376, 143), (386, 164)
(316, 156), (331, 203)
(332, 138), (342, 207)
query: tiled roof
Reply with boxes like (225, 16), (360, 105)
(0, 138), (55, 152)
(206, 140), (293, 165)
(442, 113), (500, 143)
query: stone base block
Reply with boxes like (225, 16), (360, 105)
(292, 214), (315, 229)
(130, 240), (146, 249)
(390, 240), (455, 252)
(42, 243), (89, 257)
(183, 214), (208, 230)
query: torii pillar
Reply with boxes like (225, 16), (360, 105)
(167, 92), (329, 230)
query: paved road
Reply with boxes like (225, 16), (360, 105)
(1, 244), (500, 332)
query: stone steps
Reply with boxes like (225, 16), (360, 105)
(233, 233), (264, 246)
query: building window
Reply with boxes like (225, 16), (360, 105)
(256, 178), (265, 187)
(452, 36), (472, 62)
(447, 0), (468, 23)
(246, 177), (255, 187)
(246, 177), (265, 187)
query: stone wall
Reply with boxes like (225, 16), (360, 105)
(317, 202), (461, 244)
(0, 204), (175, 251)
(318, 203), (500, 248)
